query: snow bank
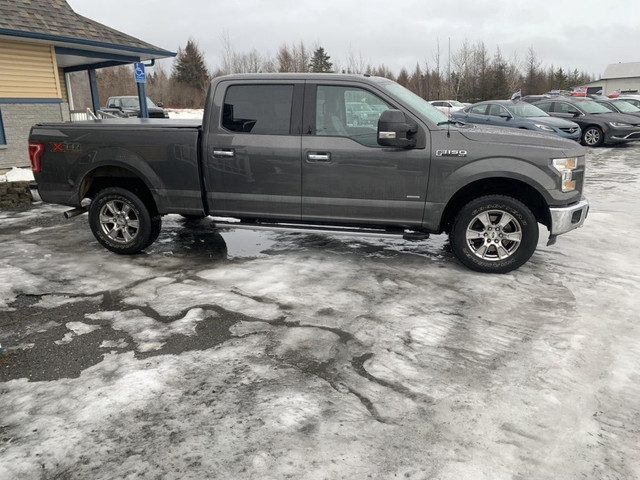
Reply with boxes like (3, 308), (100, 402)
(0, 167), (34, 183)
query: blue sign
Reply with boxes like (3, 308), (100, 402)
(133, 62), (146, 83)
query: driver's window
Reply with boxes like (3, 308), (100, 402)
(315, 85), (391, 146)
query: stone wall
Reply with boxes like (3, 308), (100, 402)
(0, 102), (70, 170)
(0, 181), (33, 207)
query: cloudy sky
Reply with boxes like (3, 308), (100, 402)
(67, 0), (640, 78)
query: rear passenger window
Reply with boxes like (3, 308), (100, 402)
(469, 104), (487, 114)
(535, 102), (552, 112)
(222, 85), (293, 135)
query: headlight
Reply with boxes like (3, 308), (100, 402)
(552, 157), (579, 192)
(535, 124), (555, 132)
(609, 122), (631, 127)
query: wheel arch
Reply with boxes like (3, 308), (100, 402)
(440, 177), (550, 233)
(79, 165), (159, 215)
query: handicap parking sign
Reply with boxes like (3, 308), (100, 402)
(134, 62), (146, 83)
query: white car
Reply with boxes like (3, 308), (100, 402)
(616, 95), (640, 109)
(428, 100), (466, 116)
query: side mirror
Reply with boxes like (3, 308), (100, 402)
(157, 102), (164, 108)
(568, 109), (580, 116)
(500, 113), (512, 120)
(377, 110), (417, 148)
(107, 103), (117, 109)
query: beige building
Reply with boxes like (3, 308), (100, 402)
(583, 62), (640, 96)
(0, 0), (174, 170)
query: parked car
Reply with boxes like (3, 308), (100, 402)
(428, 100), (466, 116)
(103, 96), (169, 119)
(616, 95), (640, 109)
(450, 100), (581, 140)
(533, 97), (640, 147)
(594, 99), (640, 118)
(345, 102), (379, 126)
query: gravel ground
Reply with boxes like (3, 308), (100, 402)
(1, 143), (639, 479)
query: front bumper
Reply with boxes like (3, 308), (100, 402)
(547, 199), (589, 245)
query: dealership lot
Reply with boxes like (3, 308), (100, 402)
(1, 144), (639, 479)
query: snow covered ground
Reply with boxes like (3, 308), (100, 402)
(0, 144), (639, 479)
(167, 108), (204, 120)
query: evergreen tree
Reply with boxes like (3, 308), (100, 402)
(172, 39), (210, 92)
(309, 47), (333, 73)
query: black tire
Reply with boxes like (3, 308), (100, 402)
(450, 195), (539, 274)
(143, 215), (162, 249)
(89, 187), (153, 254)
(581, 126), (604, 147)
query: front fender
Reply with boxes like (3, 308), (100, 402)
(427, 156), (556, 205)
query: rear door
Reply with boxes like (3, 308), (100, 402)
(300, 81), (430, 226)
(203, 80), (304, 219)
(463, 104), (491, 124)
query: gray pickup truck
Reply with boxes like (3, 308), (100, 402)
(28, 73), (588, 273)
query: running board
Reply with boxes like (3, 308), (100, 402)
(210, 219), (429, 241)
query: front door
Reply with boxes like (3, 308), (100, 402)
(301, 83), (430, 227)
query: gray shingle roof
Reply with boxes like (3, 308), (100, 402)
(602, 62), (640, 80)
(0, 0), (173, 57)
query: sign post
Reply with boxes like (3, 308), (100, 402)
(133, 62), (149, 119)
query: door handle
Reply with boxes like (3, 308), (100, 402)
(213, 148), (235, 158)
(307, 152), (331, 162)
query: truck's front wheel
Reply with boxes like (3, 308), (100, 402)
(450, 195), (538, 273)
(89, 187), (154, 254)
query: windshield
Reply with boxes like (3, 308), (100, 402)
(578, 101), (613, 114)
(507, 103), (549, 118)
(381, 82), (449, 124)
(611, 100), (640, 113)
(449, 100), (466, 107)
(119, 97), (158, 108)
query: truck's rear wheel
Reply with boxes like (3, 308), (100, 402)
(450, 195), (538, 273)
(89, 187), (154, 254)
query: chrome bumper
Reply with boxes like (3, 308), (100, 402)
(547, 199), (589, 245)
(29, 183), (42, 203)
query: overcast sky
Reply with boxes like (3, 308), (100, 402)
(67, 0), (640, 78)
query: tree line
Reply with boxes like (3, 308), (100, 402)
(68, 38), (593, 110)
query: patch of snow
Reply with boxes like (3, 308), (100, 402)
(0, 167), (34, 183)
(167, 108), (203, 120)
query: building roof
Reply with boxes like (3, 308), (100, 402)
(602, 62), (640, 80)
(0, 0), (174, 65)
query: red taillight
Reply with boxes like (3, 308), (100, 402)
(28, 142), (44, 173)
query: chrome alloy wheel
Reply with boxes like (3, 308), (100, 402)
(99, 200), (140, 243)
(465, 209), (523, 261)
(583, 128), (602, 146)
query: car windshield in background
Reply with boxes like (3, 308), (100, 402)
(119, 97), (158, 108)
(381, 82), (449, 124)
(612, 100), (640, 113)
(507, 103), (549, 117)
(579, 101), (614, 114)
(350, 103), (373, 112)
(448, 100), (466, 107)
(119, 98), (140, 108)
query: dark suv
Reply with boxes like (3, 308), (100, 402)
(533, 97), (640, 147)
(103, 96), (169, 119)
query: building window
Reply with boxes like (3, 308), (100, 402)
(0, 108), (7, 145)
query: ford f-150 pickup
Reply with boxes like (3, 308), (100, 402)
(28, 74), (589, 273)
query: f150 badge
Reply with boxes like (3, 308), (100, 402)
(50, 142), (81, 152)
(436, 149), (467, 157)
